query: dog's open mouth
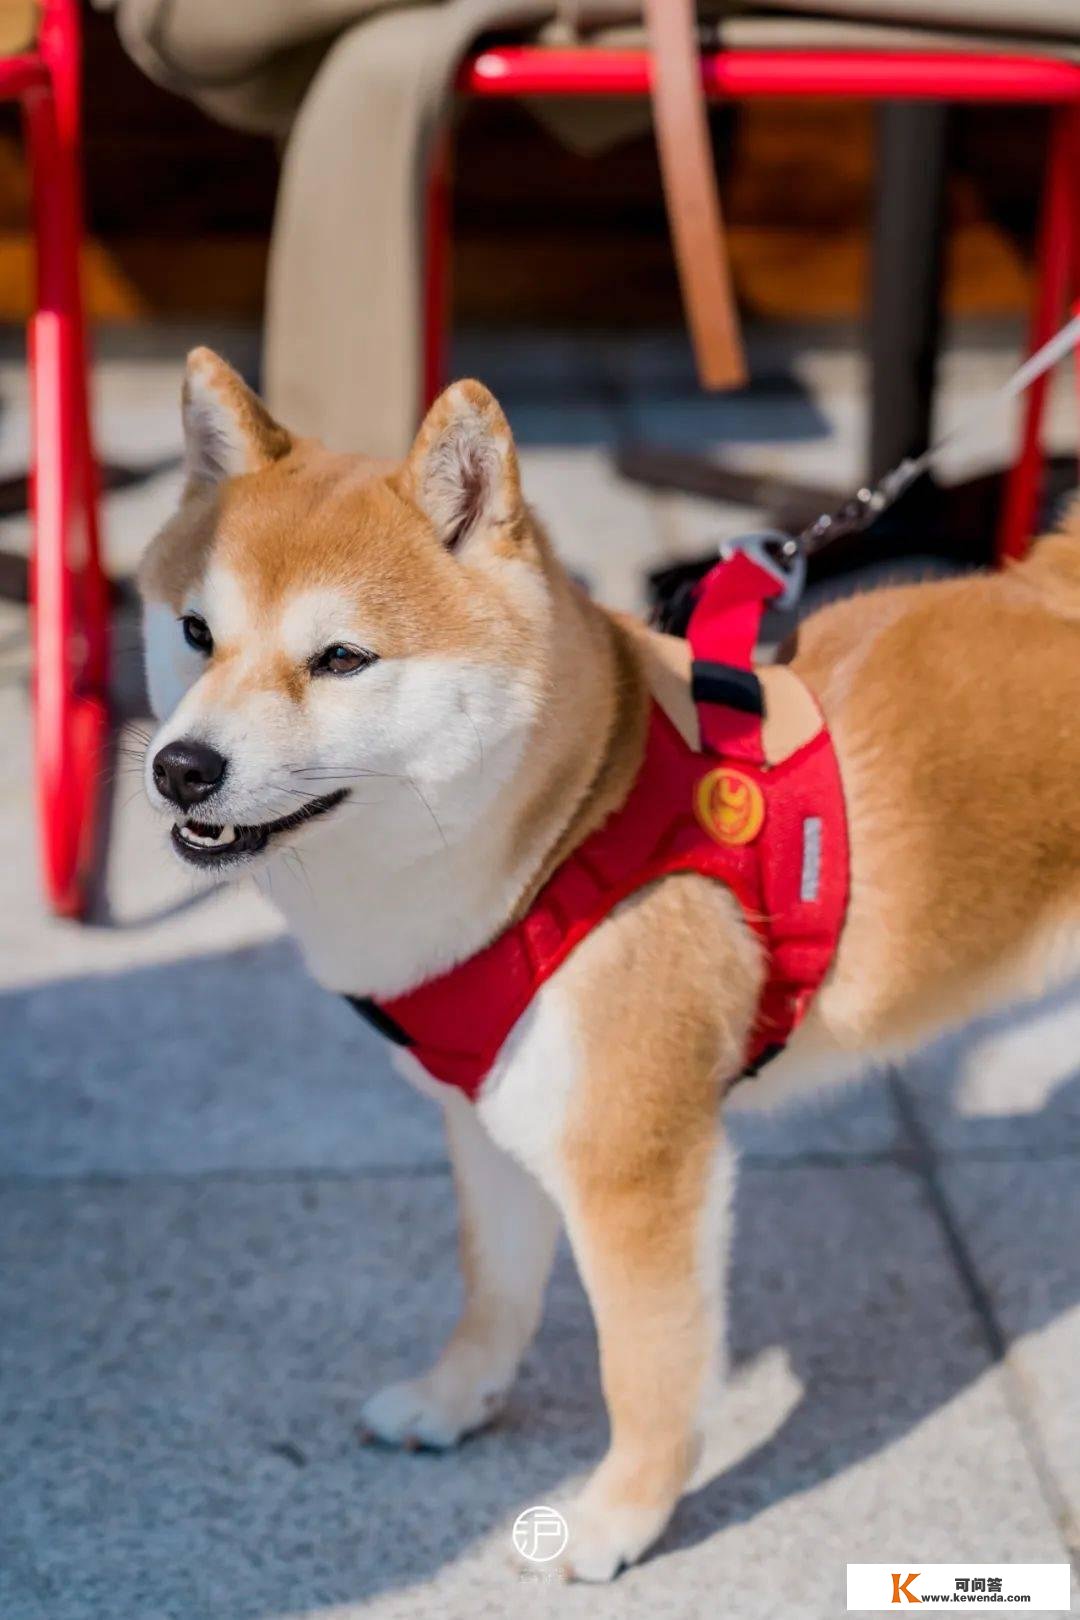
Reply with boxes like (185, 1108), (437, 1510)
(171, 789), (348, 866)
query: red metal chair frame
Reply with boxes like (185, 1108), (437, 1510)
(426, 47), (1080, 566)
(7, 0), (106, 918)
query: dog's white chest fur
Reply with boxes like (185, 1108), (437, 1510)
(255, 802), (536, 1002)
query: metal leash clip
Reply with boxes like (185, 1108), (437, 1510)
(799, 460), (919, 557)
(719, 529), (807, 611)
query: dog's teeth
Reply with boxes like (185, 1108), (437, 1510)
(178, 823), (238, 848)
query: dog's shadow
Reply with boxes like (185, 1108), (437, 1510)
(652, 988), (1080, 1569)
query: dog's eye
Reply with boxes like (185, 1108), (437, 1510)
(181, 614), (213, 655)
(311, 644), (377, 677)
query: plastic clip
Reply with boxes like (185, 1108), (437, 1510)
(719, 530), (806, 611)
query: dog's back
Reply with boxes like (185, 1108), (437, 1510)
(788, 514), (1080, 1056)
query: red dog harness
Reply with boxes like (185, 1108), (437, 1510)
(347, 551), (848, 1098)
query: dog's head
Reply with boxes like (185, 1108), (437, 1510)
(140, 349), (553, 874)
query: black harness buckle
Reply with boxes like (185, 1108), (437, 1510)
(343, 995), (413, 1047)
(691, 661), (763, 715)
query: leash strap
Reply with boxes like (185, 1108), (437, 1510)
(803, 308), (1080, 558)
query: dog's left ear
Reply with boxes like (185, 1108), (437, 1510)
(397, 379), (523, 553)
(182, 347), (293, 486)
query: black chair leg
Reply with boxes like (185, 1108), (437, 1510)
(869, 101), (948, 480)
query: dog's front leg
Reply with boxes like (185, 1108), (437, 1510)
(475, 876), (756, 1581)
(359, 1093), (560, 1449)
(555, 1125), (735, 1581)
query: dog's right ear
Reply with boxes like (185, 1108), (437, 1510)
(182, 348), (292, 486)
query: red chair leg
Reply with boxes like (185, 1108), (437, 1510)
(1075, 296), (1080, 484)
(421, 128), (452, 415)
(996, 105), (1080, 564)
(24, 0), (107, 919)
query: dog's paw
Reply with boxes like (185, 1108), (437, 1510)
(556, 1491), (675, 1583)
(358, 1371), (507, 1451)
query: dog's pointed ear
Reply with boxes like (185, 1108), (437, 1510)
(397, 380), (523, 553)
(182, 347), (292, 485)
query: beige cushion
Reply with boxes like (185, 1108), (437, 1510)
(108, 0), (1080, 138)
(553, 0), (1080, 42)
(110, 0), (392, 82)
(749, 0), (1080, 45)
(546, 13), (1080, 59)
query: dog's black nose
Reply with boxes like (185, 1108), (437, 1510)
(152, 738), (227, 808)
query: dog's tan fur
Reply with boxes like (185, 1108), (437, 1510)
(141, 351), (1080, 1580)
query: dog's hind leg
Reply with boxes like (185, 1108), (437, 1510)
(358, 1093), (560, 1449)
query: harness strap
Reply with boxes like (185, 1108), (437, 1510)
(342, 547), (847, 1098)
(686, 550), (781, 761)
(345, 995), (412, 1048)
(685, 548), (789, 1079)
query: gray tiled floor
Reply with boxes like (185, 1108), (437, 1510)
(3, 322), (1080, 1619)
(1, 1165), (1068, 1620)
(944, 1162), (1080, 1530)
(901, 990), (1080, 1157)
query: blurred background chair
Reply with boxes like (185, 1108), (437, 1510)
(107, 1), (1080, 579)
(443, 37), (1080, 577)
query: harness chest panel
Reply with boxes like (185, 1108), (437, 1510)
(347, 551), (849, 1099)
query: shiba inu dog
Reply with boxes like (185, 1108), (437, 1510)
(141, 348), (1080, 1580)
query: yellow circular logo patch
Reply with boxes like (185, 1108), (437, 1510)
(694, 766), (765, 846)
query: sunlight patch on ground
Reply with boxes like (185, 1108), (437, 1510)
(958, 997), (1080, 1119)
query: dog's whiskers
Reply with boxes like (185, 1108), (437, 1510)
(97, 764), (143, 790)
(284, 846), (318, 910)
(406, 775), (449, 849)
(287, 766), (448, 843)
(269, 782), (381, 812)
(288, 765), (406, 783)
(460, 696), (485, 777)
(270, 782), (332, 803)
